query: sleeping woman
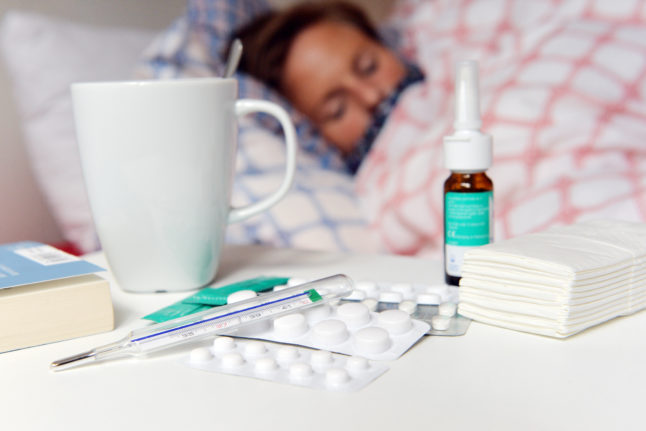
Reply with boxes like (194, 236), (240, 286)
(138, 0), (646, 256)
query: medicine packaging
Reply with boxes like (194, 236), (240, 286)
(226, 287), (429, 361)
(186, 337), (389, 392)
(289, 278), (471, 336)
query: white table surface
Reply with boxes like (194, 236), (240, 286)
(2, 244), (645, 431)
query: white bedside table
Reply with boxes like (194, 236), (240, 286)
(2, 244), (645, 431)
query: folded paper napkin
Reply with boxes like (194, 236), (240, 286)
(458, 220), (646, 338)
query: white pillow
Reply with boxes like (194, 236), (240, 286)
(0, 11), (156, 253)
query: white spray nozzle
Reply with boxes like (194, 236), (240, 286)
(443, 60), (492, 172)
(453, 60), (482, 131)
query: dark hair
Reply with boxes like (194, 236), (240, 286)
(228, 2), (380, 92)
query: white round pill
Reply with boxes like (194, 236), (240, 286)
(304, 304), (332, 322)
(289, 362), (314, 380)
(227, 289), (257, 304)
(189, 347), (213, 364)
(326, 368), (351, 387)
(416, 293), (442, 306)
(310, 350), (334, 368)
(426, 284), (450, 296)
(276, 346), (300, 364)
(255, 357), (279, 374)
(221, 352), (245, 369)
(212, 336), (236, 353)
(346, 356), (370, 372)
(355, 281), (378, 295)
(273, 313), (309, 338)
(353, 327), (391, 354)
(362, 298), (378, 312)
(438, 302), (458, 317)
(287, 277), (307, 287)
(311, 319), (349, 345)
(390, 283), (414, 298)
(244, 341), (267, 357)
(431, 315), (451, 331)
(336, 302), (371, 326)
(379, 291), (403, 304)
(345, 289), (367, 301)
(398, 300), (417, 315)
(378, 309), (413, 335)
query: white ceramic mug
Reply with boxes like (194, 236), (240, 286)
(71, 78), (296, 293)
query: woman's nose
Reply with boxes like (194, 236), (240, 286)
(357, 82), (382, 108)
(346, 78), (382, 108)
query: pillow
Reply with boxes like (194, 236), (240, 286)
(0, 11), (156, 253)
(2, 7), (376, 255)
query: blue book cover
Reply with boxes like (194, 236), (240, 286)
(0, 241), (105, 290)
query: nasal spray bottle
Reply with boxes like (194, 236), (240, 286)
(443, 61), (493, 286)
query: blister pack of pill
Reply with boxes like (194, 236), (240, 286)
(185, 337), (389, 392)
(227, 299), (429, 361)
(285, 278), (471, 336)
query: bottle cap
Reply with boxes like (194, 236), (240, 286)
(443, 60), (492, 172)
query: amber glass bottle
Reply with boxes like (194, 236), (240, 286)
(443, 171), (493, 286)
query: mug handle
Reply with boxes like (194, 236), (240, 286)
(228, 99), (297, 224)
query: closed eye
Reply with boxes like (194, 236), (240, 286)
(355, 51), (378, 77)
(320, 93), (347, 123)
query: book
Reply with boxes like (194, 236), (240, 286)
(0, 241), (114, 353)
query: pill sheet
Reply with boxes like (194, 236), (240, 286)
(185, 337), (389, 392)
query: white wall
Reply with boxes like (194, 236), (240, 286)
(0, 0), (185, 245)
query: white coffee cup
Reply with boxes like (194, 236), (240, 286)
(71, 78), (296, 293)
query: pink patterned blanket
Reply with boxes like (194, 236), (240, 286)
(357, 0), (646, 257)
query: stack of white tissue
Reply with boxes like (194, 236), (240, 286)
(458, 220), (646, 338)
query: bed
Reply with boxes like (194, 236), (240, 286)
(2, 0), (645, 258)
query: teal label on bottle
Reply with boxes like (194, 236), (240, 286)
(444, 191), (493, 277)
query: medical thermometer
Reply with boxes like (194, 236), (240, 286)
(51, 274), (353, 371)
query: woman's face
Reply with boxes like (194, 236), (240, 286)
(282, 20), (406, 153)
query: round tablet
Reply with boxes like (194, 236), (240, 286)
(325, 368), (351, 387)
(273, 313), (309, 338)
(276, 346), (300, 364)
(220, 352), (245, 369)
(345, 289), (367, 301)
(310, 350), (334, 368)
(244, 341), (267, 357)
(336, 302), (371, 326)
(311, 319), (349, 345)
(287, 277), (307, 287)
(346, 356), (370, 372)
(212, 336), (236, 353)
(416, 293), (442, 306)
(255, 357), (279, 374)
(426, 284), (450, 296)
(378, 309), (413, 334)
(379, 291), (403, 304)
(189, 347), (213, 364)
(398, 300), (417, 315)
(362, 298), (378, 312)
(353, 327), (391, 355)
(226, 289), (257, 304)
(289, 362), (314, 380)
(438, 302), (458, 317)
(304, 304), (332, 321)
(390, 283), (414, 298)
(355, 281), (378, 296)
(431, 315), (451, 331)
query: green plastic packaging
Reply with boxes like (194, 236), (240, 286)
(143, 276), (290, 323)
